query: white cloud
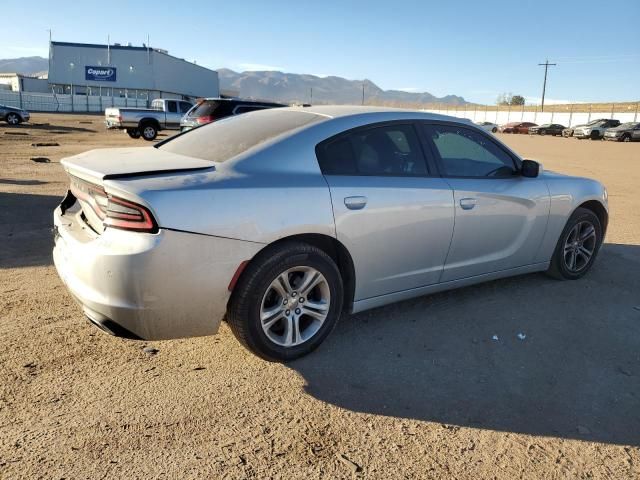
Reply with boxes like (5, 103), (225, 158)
(237, 63), (284, 71)
(393, 87), (421, 92)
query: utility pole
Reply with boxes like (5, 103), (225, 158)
(538, 59), (556, 112)
(310, 87), (313, 104)
(361, 82), (365, 105)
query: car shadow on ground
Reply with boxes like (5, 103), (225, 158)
(290, 243), (640, 446)
(0, 192), (61, 268)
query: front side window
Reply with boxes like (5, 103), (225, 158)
(427, 124), (517, 178)
(317, 124), (428, 176)
(179, 102), (192, 114)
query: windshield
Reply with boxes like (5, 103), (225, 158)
(159, 109), (323, 162)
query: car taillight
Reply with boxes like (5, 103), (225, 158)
(196, 115), (214, 124)
(104, 195), (158, 233)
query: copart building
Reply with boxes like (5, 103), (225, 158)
(47, 41), (219, 102)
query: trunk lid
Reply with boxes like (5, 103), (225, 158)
(61, 147), (214, 234)
(61, 147), (214, 184)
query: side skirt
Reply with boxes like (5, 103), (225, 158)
(352, 262), (550, 314)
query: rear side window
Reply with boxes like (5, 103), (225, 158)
(159, 110), (322, 162)
(166, 101), (178, 113)
(426, 124), (517, 178)
(317, 124), (428, 176)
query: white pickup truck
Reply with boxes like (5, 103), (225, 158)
(105, 99), (193, 141)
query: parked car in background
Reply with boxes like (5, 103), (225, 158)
(604, 122), (640, 142)
(105, 98), (193, 141)
(529, 123), (566, 136)
(573, 119), (621, 140)
(180, 98), (286, 131)
(475, 121), (499, 133)
(499, 122), (537, 134)
(0, 104), (30, 125)
(53, 106), (608, 361)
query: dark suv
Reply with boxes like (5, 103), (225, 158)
(180, 98), (286, 131)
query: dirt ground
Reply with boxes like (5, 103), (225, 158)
(1, 113), (639, 479)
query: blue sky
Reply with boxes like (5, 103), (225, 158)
(2, 0), (638, 104)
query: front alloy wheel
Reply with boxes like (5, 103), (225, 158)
(562, 221), (597, 273)
(547, 207), (602, 280)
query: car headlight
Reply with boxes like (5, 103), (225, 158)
(583, 129), (591, 134)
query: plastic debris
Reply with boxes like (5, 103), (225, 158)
(517, 333), (526, 340)
(492, 335), (499, 341)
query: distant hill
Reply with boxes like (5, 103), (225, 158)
(0, 56), (467, 106)
(0, 56), (48, 75)
(218, 68), (466, 106)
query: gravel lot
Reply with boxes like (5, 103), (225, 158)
(1, 113), (639, 479)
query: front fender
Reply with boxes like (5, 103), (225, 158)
(535, 173), (608, 262)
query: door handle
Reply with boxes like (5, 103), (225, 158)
(344, 196), (368, 210)
(459, 198), (477, 210)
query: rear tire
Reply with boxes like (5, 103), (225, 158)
(227, 242), (344, 362)
(547, 207), (603, 280)
(6, 112), (21, 125)
(126, 128), (141, 139)
(140, 123), (158, 141)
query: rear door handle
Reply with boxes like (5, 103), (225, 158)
(459, 198), (477, 210)
(344, 196), (368, 210)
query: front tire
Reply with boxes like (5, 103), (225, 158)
(590, 131), (600, 140)
(227, 242), (344, 362)
(492, 127), (498, 133)
(622, 134), (631, 142)
(6, 112), (21, 125)
(547, 208), (603, 280)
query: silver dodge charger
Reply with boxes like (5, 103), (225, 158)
(53, 106), (608, 361)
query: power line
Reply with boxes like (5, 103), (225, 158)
(538, 59), (556, 112)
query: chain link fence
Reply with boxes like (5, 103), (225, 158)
(0, 90), (148, 113)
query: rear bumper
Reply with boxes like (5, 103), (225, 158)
(53, 204), (262, 340)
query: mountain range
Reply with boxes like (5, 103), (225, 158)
(0, 56), (466, 106)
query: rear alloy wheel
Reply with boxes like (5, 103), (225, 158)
(140, 123), (158, 141)
(227, 242), (343, 362)
(6, 112), (20, 125)
(547, 208), (602, 280)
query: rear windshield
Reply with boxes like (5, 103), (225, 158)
(188, 100), (220, 117)
(158, 109), (322, 162)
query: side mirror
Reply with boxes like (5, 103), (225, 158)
(521, 159), (541, 178)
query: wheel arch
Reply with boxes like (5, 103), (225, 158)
(138, 117), (160, 129)
(231, 233), (356, 314)
(576, 200), (608, 237)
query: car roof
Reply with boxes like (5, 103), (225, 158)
(270, 105), (471, 123)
